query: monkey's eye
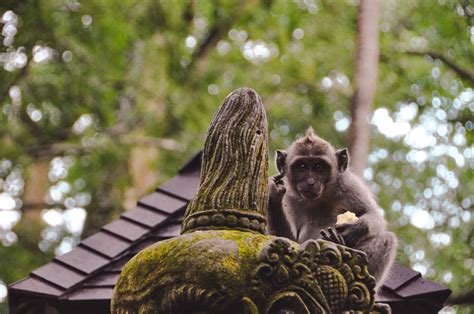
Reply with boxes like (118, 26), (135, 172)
(314, 163), (322, 171)
(292, 162), (307, 171)
(293, 162), (305, 170)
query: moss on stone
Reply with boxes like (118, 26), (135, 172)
(112, 230), (281, 312)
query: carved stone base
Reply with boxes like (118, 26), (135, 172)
(112, 230), (383, 313)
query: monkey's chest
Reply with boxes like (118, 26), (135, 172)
(284, 205), (337, 243)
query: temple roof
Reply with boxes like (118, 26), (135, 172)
(8, 151), (451, 314)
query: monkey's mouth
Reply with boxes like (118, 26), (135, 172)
(300, 190), (321, 200)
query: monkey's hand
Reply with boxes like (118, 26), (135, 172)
(320, 227), (345, 246)
(269, 176), (286, 201)
(267, 177), (293, 239)
(335, 218), (370, 248)
(271, 173), (285, 187)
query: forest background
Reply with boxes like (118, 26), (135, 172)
(0, 0), (472, 312)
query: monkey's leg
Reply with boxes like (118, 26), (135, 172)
(266, 207), (294, 240)
(354, 231), (397, 288)
(297, 223), (322, 243)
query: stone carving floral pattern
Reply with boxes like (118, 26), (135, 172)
(250, 238), (376, 313)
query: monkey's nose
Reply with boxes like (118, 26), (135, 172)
(307, 179), (315, 185)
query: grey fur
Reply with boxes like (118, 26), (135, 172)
(267, 128), (397, 289)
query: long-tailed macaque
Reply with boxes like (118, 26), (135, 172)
(267, 127), (397, 287)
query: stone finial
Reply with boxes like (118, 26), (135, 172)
(182, 87), (268, 234)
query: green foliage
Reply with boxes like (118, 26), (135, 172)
(0, 0), (472, 312)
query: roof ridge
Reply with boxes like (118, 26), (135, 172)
(178, 150), (202, 174)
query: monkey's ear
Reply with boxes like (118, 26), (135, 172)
(275, 150), (287, 174)
(336, 148), (349, 172)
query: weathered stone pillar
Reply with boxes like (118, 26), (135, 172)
(182, 87), (268, 235)
(111, 88), (384, 313)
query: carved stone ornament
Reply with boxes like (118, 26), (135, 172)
(111, 88), (390, 313)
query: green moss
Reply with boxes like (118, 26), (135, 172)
(112, 230), (282, 311)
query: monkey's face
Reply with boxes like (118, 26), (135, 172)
(288, 156), (332, 200)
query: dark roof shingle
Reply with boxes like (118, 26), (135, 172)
(10, 277), (63, 297)
(31, 262), (85, 290)
(138, 191), (188, 214)
(102, 218), (150, 242)
(81, 232), (131, 259)
(383, 262), (421, 291)
(54, 246), (109, 274)
(120, 206), (168, 228)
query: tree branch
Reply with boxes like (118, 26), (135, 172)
(446, 288), (474, 306)
(184, 1), (259, 72)
(24, 136), (184, 160)
(21, 202), (49, 211)
(406, 50), (474, 84)
(24, 142), (91, 159)
(460, 0), (474, 26)
(121, 136), (184, 151)
(185, 16), (234, 72)
(348, 0), (380, 176)
(0, 59), (31, 103)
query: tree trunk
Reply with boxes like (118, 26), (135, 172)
(348, 0), (380, 176)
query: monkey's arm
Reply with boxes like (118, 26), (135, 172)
(266, 177), (294, 240)
(333, 172), (389, 240)
(334, 172), (379, 216)
(333, 173), (398, 286)
(357, 229), (397, 288)
(333, 215), (397, 287)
